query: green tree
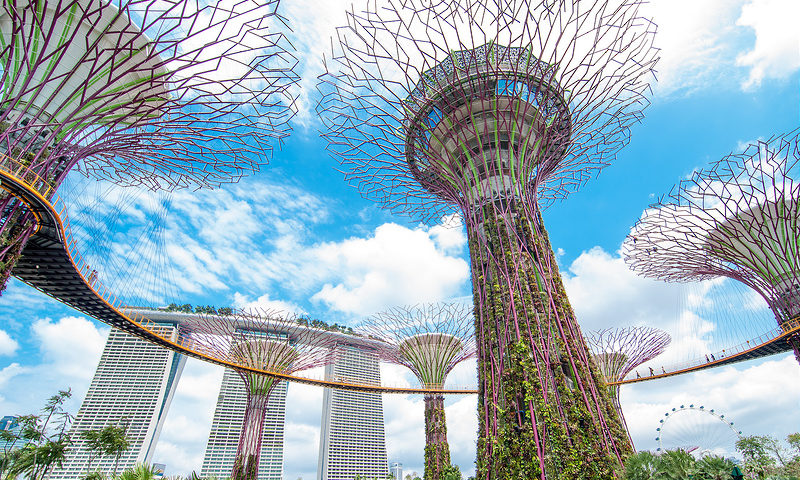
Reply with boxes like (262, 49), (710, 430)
(5, 389), (74, 480)
(694, 455), (735, 480)
(115, 463), (157, 480)
(81, 422), (131, 477)
(653, 449), (698, 480)
(622, 451), (658, 480)
(738, 436), (779, 479)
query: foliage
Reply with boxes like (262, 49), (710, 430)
(621, 450), (738, 480)
(1, 389), (74, 480)
(737, 434), (800, 480)
(81, 421), (131, 476)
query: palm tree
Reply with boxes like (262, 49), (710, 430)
(115, 463), (157, 480)
(623, 451), (658, 480)
(695, 455), (735, 480)
(654, 449), (699, 479)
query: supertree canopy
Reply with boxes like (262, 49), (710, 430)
(0, 0), (297, 291)
(624, 131), (800, 364)
(319, 0), (658, 477)
(585, 326), (671, 440)
(361, 303), (476, 480)
(185, 309), (335, 480)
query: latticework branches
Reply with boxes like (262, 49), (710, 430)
(320, 1), (657, 478)
(623, 131), (800, 325)
(360, 302), (475, 480)
(0, 0), (298, 293)
(320, 1), (658, 477)
(1, 0), (296, 191)
(318, 0), (657, 223)
(586, 327), (671, 384)
(183, 308), (336, 480)
(361, 302), (476, 389)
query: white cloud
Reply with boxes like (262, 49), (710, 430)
(232, 292), (305, 315)
(151, 359), (224, 476)
(622, 354), (800, 455)
(0, 330), (19, 356)
(310, 222), (470, 315)
(0, 363), (28, 388)
(736, 0), (800, 89)
(644, 0), (745, 94)
(31, 316), (109, 380)
(637, 0), (800, 95)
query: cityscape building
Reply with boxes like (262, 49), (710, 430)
(317, 343), (388, 480)
(0, 415), (20, 452)
(50, 323), (185, 479)
(390, 462), (403, 480)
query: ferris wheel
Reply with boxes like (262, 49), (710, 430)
(655, 404), (743, 458)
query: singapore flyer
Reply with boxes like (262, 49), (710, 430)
(655, 404), (743, 458)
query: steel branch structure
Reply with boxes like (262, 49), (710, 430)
(361, 303), (476, 480)
(585, 326), (670, 440)
(183, 309), (335, 480)
(319, 0), (657, 477)
(624, 131), (800, 365)
(0, 0), (297, 291)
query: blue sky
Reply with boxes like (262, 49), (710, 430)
(1, 0), (800, 479)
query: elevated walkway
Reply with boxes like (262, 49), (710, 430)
(0, 156), (476, 395)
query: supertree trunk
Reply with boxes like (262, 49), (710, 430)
(465, 199), (631, 479)
(231, 392), (270, 480)
(424, 395), (451, 480)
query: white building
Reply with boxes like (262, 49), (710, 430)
(50, 323), (185, 479)
(199, 368), (287, 480)
(390, 462), (403, 480)
(317, 344), (388, 480)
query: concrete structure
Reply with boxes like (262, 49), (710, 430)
(50, 323), (185, 479)
(0, 415), (21, 453)
(390, 462), (403, 480)
(200, 368), (287, 480)
(318, 344), (388, 480)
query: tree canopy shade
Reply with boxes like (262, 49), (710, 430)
(624, 131), (800, 364)
(0, 0), (298, 291)
(319, 0), (658, 477)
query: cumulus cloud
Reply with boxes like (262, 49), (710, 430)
(232, 292), (305, 315)
(0, 330), (19, 356)
(31, 316), (109, 381)
(151, 359), (224, 476)
(622, 354), (800, 454)
(0, 363), (28, 389)
(736, 0), (800, 89)
(310, 222), (470, 315)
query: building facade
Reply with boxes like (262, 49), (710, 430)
(390, 462), (403, 480)
(199, 368), (288, 480)
(0, 415), (21, 453)
(50, 324), (185, 479)
(317, 344), (388, 480)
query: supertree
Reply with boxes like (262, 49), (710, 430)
(184, 309), (335, 480)
(585, 326), (671, 441)
(318, 0), (658, 477)
(360, 303), (476, 480)
(623, 131), (800, 365)
(0, 0), (297, 291)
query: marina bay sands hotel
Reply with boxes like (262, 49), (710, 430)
(49, 309), (389, 480)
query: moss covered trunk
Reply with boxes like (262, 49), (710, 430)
(424, 395), (451, 480)
(465, 199), (632, 479)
